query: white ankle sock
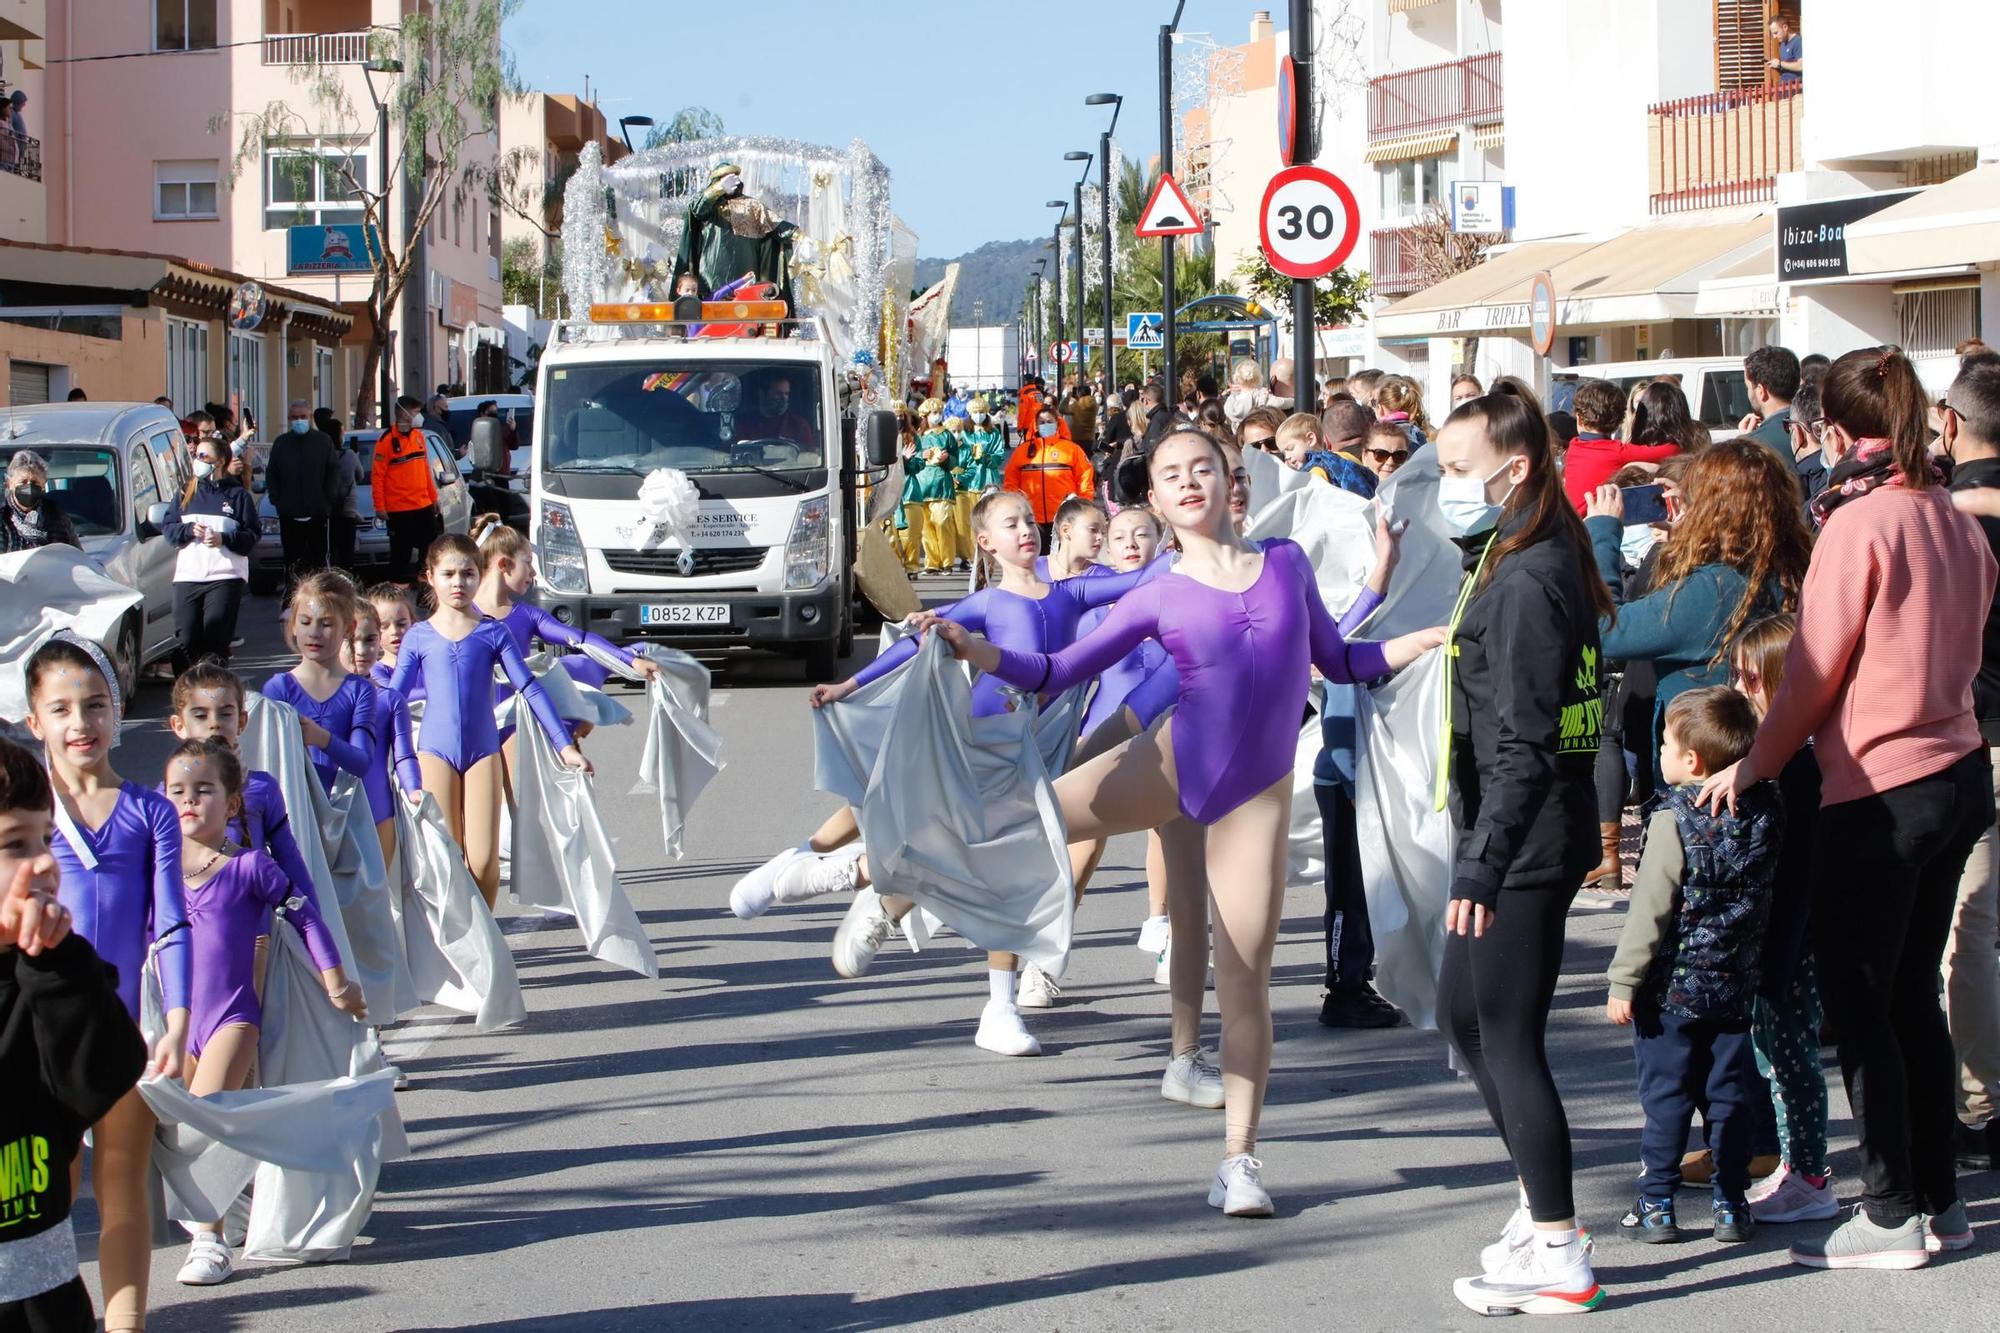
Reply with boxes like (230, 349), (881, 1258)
(1518, 1185), (1532, 1211)
(1538, 1227), (1580, 1254)
(988, 969), (1016, 1008)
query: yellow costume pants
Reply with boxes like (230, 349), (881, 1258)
(954, 490), (977, 561)
(922, 499), (958, 570)
(899, 502), (927, 571)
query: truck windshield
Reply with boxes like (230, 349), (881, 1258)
(543, 360), (823, 476)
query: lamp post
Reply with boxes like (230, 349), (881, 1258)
(1030, 260), (1047, 377)
(617, 115), (655, 153)
(1085, 94), (1122, 395)
(1045, 202), (1067, 378)
(1161, 1), (1187, 390)
(362, 54), (405, 429)
(1064, 151), (1090, 390)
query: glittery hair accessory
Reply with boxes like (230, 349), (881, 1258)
(49, 628), (123, 723)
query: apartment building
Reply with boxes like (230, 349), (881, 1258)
(4, 0), (506, 418)
(1195, 1), (2000, 407)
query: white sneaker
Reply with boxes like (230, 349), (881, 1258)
(1161, 1049), (1225, 1108)
(729, 845), (805, 918)
(387, 1063), (409, 1091)
(831, 889), (894, 979)
(774, 846), (862, 905)
(1017, 962), (1061, 1009)
(973, 1001), (1042, 1056)
(1749, 1165), (1840, 1224)
(176, 1233), (234, 1286)
(1153, 944), (1171, 986)
(1453, 1234), (1602, 1316)
(1479, 1205), (1536, 1275)
(1136, 914), (1171, 954)
(1207, 1153), (1274, 1217)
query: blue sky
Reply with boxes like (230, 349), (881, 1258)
(505, 0), (1255, 258)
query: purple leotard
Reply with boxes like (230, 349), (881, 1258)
(387, 618), (573, 782)
(185, 848), (343, 1057)
(161, 769), (331, 923)
(371, 658), (425, 704)
(853, 564), (1155, 717)
(357, 681), (417, 820)
(485, 601), (638, 738)
(261, 672), (378, 794)
(1078, 599), (1178, 740)
(992, 540), (1391, 825)
(49, 782), (191, 1020)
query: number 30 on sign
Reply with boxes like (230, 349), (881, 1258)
(1258, 165), (1362, 281)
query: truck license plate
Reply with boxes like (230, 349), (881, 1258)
(640, 603), (727, 626)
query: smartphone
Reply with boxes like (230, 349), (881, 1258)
(1620, 483), (1668, 527)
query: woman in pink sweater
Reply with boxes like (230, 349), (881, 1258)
(1702, 346), (1996, 1270)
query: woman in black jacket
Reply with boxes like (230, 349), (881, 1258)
(1434, 385), (1614, 1317)
(162, 432), (259, 670)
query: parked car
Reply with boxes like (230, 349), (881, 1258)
(0, 401), (193, 695)
(440, 393), (533, 533)
(1553, 357), (1752, 442)
(250, 427), (472, 593)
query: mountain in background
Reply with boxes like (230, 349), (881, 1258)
(914, 238), (1043, 326)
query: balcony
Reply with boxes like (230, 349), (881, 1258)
(1, 130), (41, 182)
(1368, 52), (1502, 141)
(262, 31), (372, 65)
(1648, 82), (1803, 216)
(1370, 223), (1508, 299)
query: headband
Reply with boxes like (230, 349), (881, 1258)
(49, 628), (123, 724)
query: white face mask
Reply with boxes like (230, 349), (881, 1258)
(972, 412), (988, 424)
(1619, 523), (1658, 567)
(1436, 458), (1518, 537)
(191, 458), (214, 479)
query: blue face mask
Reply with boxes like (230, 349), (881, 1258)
(1436, 459), (1518, 537)
(1620, 523), (1659, 567)
(290, 418), (309, 434)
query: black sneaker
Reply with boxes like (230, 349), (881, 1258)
(1957, 1119), (1999, 1171)
(1712, 1198), (1754, 1243)
(1318, 986), (1405, 1029)
(1620, 1195), (1680, 1243)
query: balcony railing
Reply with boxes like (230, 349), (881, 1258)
(1648, 81), (1803, 215)
(262, 31), (372, 66)
(1371, 224), (1507, 299)
(1368, 51), (1502, 140)
(0, 131), (41, 183)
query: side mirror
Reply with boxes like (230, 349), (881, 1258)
(469, 417), (507, 473)
(139, 501), (169, 540)
(862, 410), (899, 470)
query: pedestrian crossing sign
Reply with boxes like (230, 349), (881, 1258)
(1126, 312), (1164, 350)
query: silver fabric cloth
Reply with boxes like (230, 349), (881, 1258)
(585, 643), (724, 861)
(0, 545), (141, 723)
(393, 792), (526, 1032)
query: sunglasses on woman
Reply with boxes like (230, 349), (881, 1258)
(1365, 446), (1410, 465)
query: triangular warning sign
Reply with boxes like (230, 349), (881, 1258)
(1135, 173), (1205, 238)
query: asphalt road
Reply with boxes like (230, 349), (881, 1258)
(78, 582), (1997, 1332)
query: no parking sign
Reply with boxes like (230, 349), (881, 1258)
(1257, 165), (1362, 281)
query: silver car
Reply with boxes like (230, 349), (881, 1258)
(250, 427), (472, 593)
(0, 401), (192, 695)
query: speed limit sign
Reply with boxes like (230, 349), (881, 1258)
(1258, 165), (1361, 280)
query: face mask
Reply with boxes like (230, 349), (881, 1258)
(290, 418), (309, 434)
(1619, 523), (1658, 566)
(191, 459), (214, 479)
(12, 482), (44, 509)
(972, 412), (988, 424)
(1037, 423), (1057, 439)
(1436, 458), (1518, 537)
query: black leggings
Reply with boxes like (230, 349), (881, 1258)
(1439, 884), (1579, 1223)
(0, 1275), (94, 1333)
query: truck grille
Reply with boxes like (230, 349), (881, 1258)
(601, 546), (768, 577)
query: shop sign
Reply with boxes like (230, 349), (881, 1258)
(1775, 190), (1919, 280)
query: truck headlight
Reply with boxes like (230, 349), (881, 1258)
(784, 495), (831, 591)
(538, 499), (588, 593)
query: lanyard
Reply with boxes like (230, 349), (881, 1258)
(1435, 534), (1495, 813)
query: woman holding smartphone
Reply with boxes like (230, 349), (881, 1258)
(1582, 439), (1812, 762)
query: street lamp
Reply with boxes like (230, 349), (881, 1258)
(362, 55), (405, 429)
(617, 114), (655, 153)
(1064, 151), (1090, 387)
(1086, 93), (1122, 393)
(1029, 260), (1048, 373)
(1046, 202), (1067, 376)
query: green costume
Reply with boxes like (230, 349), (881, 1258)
(671, 163), (800, 301)
(959, 427), (1007, 492)
(908, 448), (957, 503)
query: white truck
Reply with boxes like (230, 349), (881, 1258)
(502, 138), (911, 679)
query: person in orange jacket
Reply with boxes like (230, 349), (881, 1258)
(1003, 399), (1096, 550)
(1016, 376), (1046, 439)
(372, 394), (442, 584)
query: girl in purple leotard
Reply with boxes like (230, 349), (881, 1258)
(470, 515), (660, 774)
(926, 429), (1446, 1216)
(341, 603), (418, 873)
(261, 571), (379, 797)
(392, 534), (589, 907)
(163, 737), (362, 1287)
(24, 635), (188, 1330)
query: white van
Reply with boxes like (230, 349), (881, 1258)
(1555, 357), (1753, 441)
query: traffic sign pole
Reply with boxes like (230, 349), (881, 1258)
(1159, 19), (1176, 396)
(1289, 0), (1314, 403)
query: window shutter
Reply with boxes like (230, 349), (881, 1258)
(1714, 0), (1766, 92)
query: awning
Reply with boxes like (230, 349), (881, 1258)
(1387, 0), (1443, 11)
(1373, 239), (1598, 338)
(0, 241), (354, 342)
(1846, 163), (2000, 276)
(1374, 215), (1769, 339)
(1694, 244), (1780, 316)
(1365, 130), (1458, 164)
(1470, 123), (1505, 152)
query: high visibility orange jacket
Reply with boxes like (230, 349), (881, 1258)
(1003, 421), (1095, 524)
(372, 425), (438, 514)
